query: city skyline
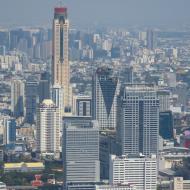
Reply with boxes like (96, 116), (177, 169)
(0, 0), (190, 28)
(1, 0), (190, 189)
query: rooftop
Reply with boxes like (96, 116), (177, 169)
(4, 162), (44, 169)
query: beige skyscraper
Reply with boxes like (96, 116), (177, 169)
(52, 7), (72, 113)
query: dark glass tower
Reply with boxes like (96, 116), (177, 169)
(159, 111), (174, 140)
(25, 80), (38, 124)
(39, 72), (50, 103)
(92, 67), (120, 129)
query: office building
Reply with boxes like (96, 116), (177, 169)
(109, 154), (157, 190)
(73, 95), (92, 116)
(39, 72), (50, 103)
(147, 29), (156, 50)
(63, 121), (100, 188)
(100, 131), (120, 180)
(52, 7), (72, 113)
(92, 67), (120, 129)
(25, 80), (39, 124)
(157, 90), (170, 112)
(37, 99), (61, 159)
(3, 118), (17, 145)
(11, 79), (25, 118)
(165, 72), (176, 88)
(120, 84), (159, 156)
(139, 31), (147, 44)
(174, 82), (188, 111)
(159, 111), (173, 140)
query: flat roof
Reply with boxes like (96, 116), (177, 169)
(4, 162), (44, 169)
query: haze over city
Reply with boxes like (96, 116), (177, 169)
(0, 0), (190, 28)
(1, 0), (190, 190)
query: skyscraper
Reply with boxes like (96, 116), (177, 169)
(25, 80), (39, 124)
(3, 118), (17, 145)
(36, 99), (61, 159)
(73, 95), (92, 116)
(92, 67), (120, 129)
(63, 121), (100, 188)
(11, 80), (25, 118)
(157, 90), (170, 112)
(120, 84), (159, 156)
(109, 154), (157, 190)
(147, 29), (156, 50)
(38, 72), (50, 103)
(52, 7), (72, 113)
(100, 131), (120, 180)
(159, 111), (174, 140)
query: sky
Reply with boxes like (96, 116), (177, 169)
(0, 0), (190, 28)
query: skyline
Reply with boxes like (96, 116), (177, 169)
(1, 0), (190, 189)
(0, 0), (190, 28)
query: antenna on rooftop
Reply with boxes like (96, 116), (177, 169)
(58, 0), (64, 7)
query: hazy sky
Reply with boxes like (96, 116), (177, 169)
(0, 0), (190, 28)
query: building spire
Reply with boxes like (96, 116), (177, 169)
(59, 0), (64, 7)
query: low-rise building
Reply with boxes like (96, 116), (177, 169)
(4, 162), (44, 173)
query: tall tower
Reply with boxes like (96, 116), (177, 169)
(37, 99), (61, 159)
(25, 80), (39, 124)
(120, 84), (159, 156)
(147, 29), (156, 50)
(3, 117), (17, 145)
(38, 72), (51, 103)
(52, 6), (72, 113)
(92, 67), (120, 129)
(11, 80), (25, 118)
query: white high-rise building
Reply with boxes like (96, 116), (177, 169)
(109, 154), (157, 190)
(120, 84), (159, 156)
(92, 67), (120, 129)
(11, 79), (25, 117)
(37, 99), (61, 159)
(52, 7), (72, 113)
(63, 121), (100, 188)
